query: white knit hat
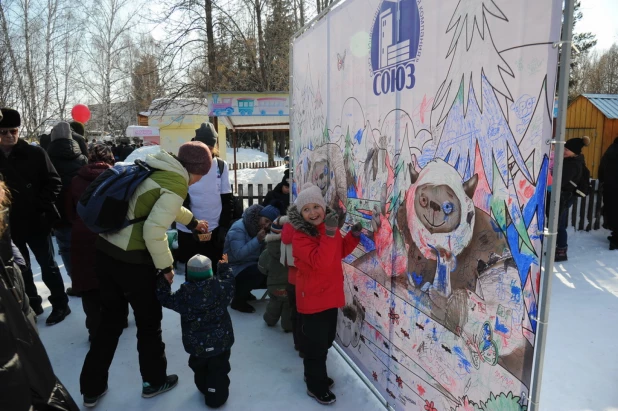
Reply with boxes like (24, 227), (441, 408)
(295, 183), (326, 212)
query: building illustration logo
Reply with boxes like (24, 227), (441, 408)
(369, 0), (423, 96)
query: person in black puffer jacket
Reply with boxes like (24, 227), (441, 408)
(47, 122), (88, 289)
(156, 254), (235, 408)
(262, 169), (290, 216)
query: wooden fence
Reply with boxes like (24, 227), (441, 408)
(229, 161), (285, 170)
(233, 180), (606, 231)
(567, 179), (604, 231)
(233, 183), (274, 207)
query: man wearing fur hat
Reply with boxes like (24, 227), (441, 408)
(0, 108), (70, 325)
(555, 136), (591, 261)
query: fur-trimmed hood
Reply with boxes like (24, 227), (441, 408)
(242, 204), (264, 238)
(264, 232), (281, 259)
(287, 204), (335, 237)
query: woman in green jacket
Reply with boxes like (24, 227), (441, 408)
(80, 142), (211, 408)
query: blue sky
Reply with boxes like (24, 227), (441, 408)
(578, 0), (618, 52)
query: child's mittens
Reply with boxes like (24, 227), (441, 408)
(324, 212), (339, 238)
(350, 222), (363, 237)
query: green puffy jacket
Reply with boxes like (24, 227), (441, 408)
(98, 151), (196, 270)
(258, 232), (289, 290)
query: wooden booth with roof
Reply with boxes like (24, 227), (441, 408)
(205, 92), (289, 193)
(566, 94), (618, 178)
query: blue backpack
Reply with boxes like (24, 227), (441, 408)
(77, 159), (156, 233)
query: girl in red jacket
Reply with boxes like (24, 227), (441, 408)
(288, 183), (362, 405)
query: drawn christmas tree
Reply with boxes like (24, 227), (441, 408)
(429, 0), (532, 186)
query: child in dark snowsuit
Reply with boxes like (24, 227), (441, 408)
(156, 254), (235, 408)
(258, 218), (292, 331)
(288, 184), (362, 405)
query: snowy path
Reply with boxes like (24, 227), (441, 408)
(35, 228), (618, 410)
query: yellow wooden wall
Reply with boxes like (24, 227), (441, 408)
(602, 119), (618, 157)
(566, 96), (605, 178)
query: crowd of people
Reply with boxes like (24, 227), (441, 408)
(0, 110), (363, 410)
(4, 102), (615, 409)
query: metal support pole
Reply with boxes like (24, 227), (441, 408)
(528, 0), (575, 408)
(233, 130), (238, 194)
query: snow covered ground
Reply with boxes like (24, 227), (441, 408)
(32, 227), (618, 410)
(228, 165), (287, 187)
(225, 147), (284, 163)
(34, 250), (382, 411)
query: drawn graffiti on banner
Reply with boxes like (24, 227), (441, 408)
(292, 0), (560, 409)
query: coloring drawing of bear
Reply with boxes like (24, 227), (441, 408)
(298, 143), (349, 225)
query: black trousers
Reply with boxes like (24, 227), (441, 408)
(81, 289), (129, 340)
(233, 264), (266, 303)
(14, 233), (68, 309)
(80, 251), (167, 396)
(301, 308), (338, 394)
(188, 350), (231, 408)
(287, 283), (303, 352)
(177, 228), (223, 275)
(81, 290), (102, 340)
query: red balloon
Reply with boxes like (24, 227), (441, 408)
(72, 104), (91, 123)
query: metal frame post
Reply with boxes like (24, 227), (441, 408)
(233, 129), (238, 194)
(528, 0), (575, 408)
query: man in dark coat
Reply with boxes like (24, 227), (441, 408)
(556, 136), (590, 262)
(47, 121), (88, 294)
(0, 108), (70, 325)
(262, 169), (290, 215)
(599, 137), (618, 250)
(118, 138), (134, 161)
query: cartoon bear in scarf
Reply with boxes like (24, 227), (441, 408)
(371, 159), (510, 325)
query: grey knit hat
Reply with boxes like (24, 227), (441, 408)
(194, 123), (218, 147)
(295, 183), (326, 212)
(187, 254), (213, 281)
(51, 121), (72, 142)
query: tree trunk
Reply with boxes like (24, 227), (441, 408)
(204, 0), (217, 87)
(255, 0), (268, 91)
(266, 130), (274, 166)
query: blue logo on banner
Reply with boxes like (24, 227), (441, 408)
(369, 0), (423, 96)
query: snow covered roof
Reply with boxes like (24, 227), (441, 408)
(582, 94), (618, 119)
(219, 115), (289, 131)
(145, 98), (209, 116)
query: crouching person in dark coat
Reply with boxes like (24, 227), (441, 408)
(156, 254), (235, 408)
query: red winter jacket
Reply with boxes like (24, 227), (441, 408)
(280, 217), (298, 285)
(288, 205), (359, 314)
